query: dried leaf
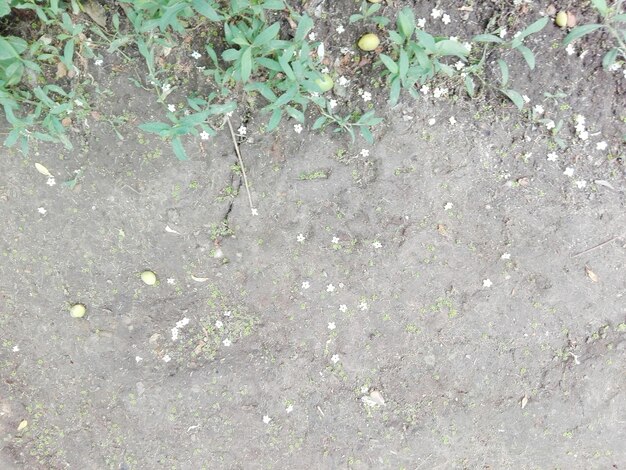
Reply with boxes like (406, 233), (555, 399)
(17, 419), (28, 431)
(585, 266), (599, 283)
(83, 0), (107, 28)
(191, 275), (209, 282)
(369, 390), (385, 406)
(165, 225), (180, 234)
(520, 394), (529, 409)
(56, 61), (67, 79)
(594, 180), (615, 190)
(437, 224), (448, 237)
(35, 163), (52, 177)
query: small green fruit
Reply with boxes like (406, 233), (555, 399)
(315, 74), (334, 92)
(70, 304), (86, 318)
(141, 270), (157, 285)
(358, 33), (380, 52)
(555, 11), (568, 28)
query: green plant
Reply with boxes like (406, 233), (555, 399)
(349, 0), (389, 28)
(563, 0), (626, 70)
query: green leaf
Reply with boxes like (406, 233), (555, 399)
(516, 44), (535, 69)
(360, 125), (374, 144)
(472, 34), (503, 43)
(464, 75), (475, 97)
(240, 47), (252, 81)
(349, 14), (363, 24)
(139, 122), (172, 135)
(285, 106), (304, 122)
(591, 0), (608, 16)
(518, 16), (549, 39)
(379, 54), (398, 74)
(397, 7), (415, 39)
(497, 59), (509, 86)
(278, 49), (295, 80)
(602, 48), (619, 70)
(295, 14), (314, 42)
(502, 89), (524, 110)
(398, 49), (408, 78)
(312, 116), (327, 130)
(267, 108), (282, 131)
(171, 136), (188, 160)
(433, 40), (469, 58)
(192, 0), (223, 21)
(0, 37), (22, 60)
(388, 30), (403, 44)
(389, 76), (401, 105)
(253, 22), (280, 47)
(4, 128), (21, 147)
(613, 14), (626, 22)
(563, 24), (603, 45)
(222, 48), (240, 61)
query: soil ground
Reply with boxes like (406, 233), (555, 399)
(1, 1), (626, 469)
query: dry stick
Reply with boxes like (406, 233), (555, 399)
(571, 236), (621, 258)
(225, 117), (256, 214)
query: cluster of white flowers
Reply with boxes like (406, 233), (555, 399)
(574, 114), (588, 140)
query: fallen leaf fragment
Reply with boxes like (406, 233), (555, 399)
(165, 225), (180, 234)
(361, 390), (386, 407)
(35, 163), (53, 177)
(521, 394), (529, 409)
(83, 0), (107, 28)
(585, 266), (599, 283)
(191, 275), (209, 282)
(17, 420), (28, 431)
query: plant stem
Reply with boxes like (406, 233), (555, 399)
(225, 117), (256, 214)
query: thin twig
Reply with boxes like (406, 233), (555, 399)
(225, 117), (256, 215)
(571, 236), (620, 258)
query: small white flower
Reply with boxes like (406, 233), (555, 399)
(463, 42), (472, 53)
(321, 67), (329, 74)
(329, 99), (338, 109)
(420, 85), (430, 95)
(171, 328), (179, 341)
(575, 180), (587, 189)
(263, 415), (272, 424)
(163, 354), (171, 362)
(444, 202), (453, 211)
(237, 125), (247, 135)
(191, 50), (201, 60)
(338, 76), (349, 86)
(223, 338), (232, 347)
(360, 149), (370, 157)
(431, 8), (443, 19)
(336, 25), (345, 34)
(176, 318), (189, 328)
(575, 115), (586, 125)
(331, 354), (340, 364)
(533, 105), (544, 115)
(328, 322), (336, 330)
(327, 284), (335, 293)
(449, 116), (457, 125)
(251, 208), (259, 216)
(482, 279), (493, 288)
(522, 95), (531, 104)
(596, 141), (608, 151)
(563, 167), (575, 177)
(450, 36), (458, 42)
(433, 87), (448, 98)
(372, 241), (382, 249)
(12, 345), (19, 352)
(167, 104), (176, 113)
(362, 91), (372, 102)
(442, 14), (451, 25)
(302, 281), (310, 290)
(339, 304), (347, 313)
(501, 253), (511, 260)
(38, 207), (47, 215)
(338, 282), (344, 288)
(332, 236), (340, 244)
(46, 177), (56, 187)
(308, 32), (316, 41)
(545, 120), (555, 130)
(417, 18), (426, 28)
(200, 131), (210, 140)
(454, 60), (465, 70)
(286, 404), (294, 413)
(499, 28), (507, 38)
(94, 59), (103, 66)
(547, 152), (558, 162)
(135, 356), (143, 363)
(162, 83), (172, 93)
(74, 99), (84, 107)
(513, 32), (521, 39)
(294, 124), (303, 134)
(608, 62), (621, 72)
(224, 310), (232, 317)
(579, 130), (589, 141)
(167, 278), (175, 285)
(215, 320), (223, 329)
(428, 118), (436, 126)
(297, 233), (306, 243)
(358, 301), (368, 311)
(566, 44), (576, 56)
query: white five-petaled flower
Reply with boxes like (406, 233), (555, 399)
(566, 44), (576, 56)
(237, 125), (247, 135)
(417, 18), (426, 28)
(372, 241), (382, 249)
(501, 253), (511, 260)
(224, 310), (232, 317)
(46, 177), (56, 187)
(329, 99), (337, 109)
(428, 118), (436, 126)
(302, 281), (310, 290)
(449, 116), (457, 125)
(444, 202), (453, 211)
(328, 322), (336, 330)
(74, 99), (84, 107)
(420, 85), (430, 95)
(294, 124), (303, 134)
(167, 104), (176, 113)
(251, 208), (258, 216)
(331, 354), (340, 364)
(360, 149), (370, 157)
(297, 233), (306, 243)
(223, 338), (232, 347)
(336, 25), (345, 34)
(362, 91), (372, 102)
(442, 14), (451, 25)
(12, 345), (19, 352)
(431, 8), (443, 19)
(575, 180), (587, 189)
(163, 354), (171, 362)
(215, 320), (223, 329)
(338, 76), (349, 86)
(482, 279), (493, 288)
(200, 131), (210, 140)
(545, 120), (555, 130)
(563, 167), (575, 177)
(327, 284), (335, 293)
(522, 95), (531, 104)
(167, 278), (175, 285)
(308, 32), (316, 41)
(332, 236), (340, 244)
(162, 83), (171, 93)
(454, 60), (465, 70)
(358, 301), (368, 311)
(38, 207), (47, 215)
(135, 356), (143, 363)
(286, 404), (294, 413)
(547, 152), (558, 162)
(499, 28), (507, 38)
(263, 415), (272, 424)
(339, 304), (347, 313)
(533, 105), (544, 115)
(596, 141), (608, 151)
(94, 59), (103, 66)
(191, 50), (201, 60)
